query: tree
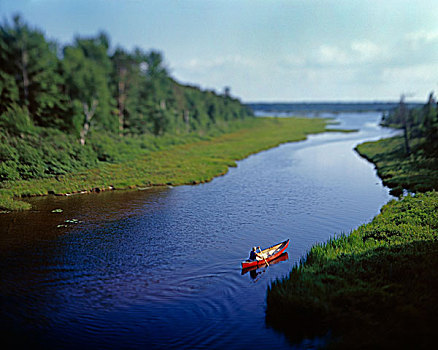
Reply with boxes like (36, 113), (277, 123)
(129, 49), (176, 135)
(62, 33), (116, 144)
(398, 94), (411, 154)
(0, 15), (68, 129)
(111, 47), (146, 136)
(421, 92), (436, 132)
(223, 86), (231, 98)
(423, 93), (438, 155)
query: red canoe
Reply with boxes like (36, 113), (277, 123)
(241, 252), (289, 275)
(241, 239), (290, 269)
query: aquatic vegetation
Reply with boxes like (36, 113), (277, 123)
(56, 218), (82, 228)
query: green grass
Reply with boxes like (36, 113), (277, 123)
(266, 191), (438, 349)
(355, 136), (438, 196)
(0, 117), (333, 210)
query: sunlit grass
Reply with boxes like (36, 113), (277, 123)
(0, 117), (333, 210)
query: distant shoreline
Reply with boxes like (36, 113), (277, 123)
(247, 102), (423, 114)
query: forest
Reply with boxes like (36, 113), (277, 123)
(0, 16), (253, 184)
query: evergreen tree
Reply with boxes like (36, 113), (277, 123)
(0, 15), (69, 129)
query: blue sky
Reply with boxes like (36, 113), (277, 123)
(1, 0), (437, 102)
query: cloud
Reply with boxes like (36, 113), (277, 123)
(313, 40), (386, 67)
(317, 45), (351, 65)
(178, 55), (257, 72)
(351, 40), (383, 61)
(172, 34), (436, 101)
(405, 30), (438, 43)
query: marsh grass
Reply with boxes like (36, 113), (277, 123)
(0, 117), (332, 210)
(355, 136), (438, 196)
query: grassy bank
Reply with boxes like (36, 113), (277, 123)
(356, 136), (438, 196)
(266, 191), (438, 348)
(0, 117), (336, 210)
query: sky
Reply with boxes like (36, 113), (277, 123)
(1, 0), (437, 102)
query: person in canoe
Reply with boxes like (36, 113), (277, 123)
(249, 246), (263, 261)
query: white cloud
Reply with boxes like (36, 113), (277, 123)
(178, 55), (257, 72)
(351, 40), (383, 61)
(173, 33), (437, 101)
(405, 30), (438, 43)
(316, 45), (351, 65)
(312, 40), (385, 67)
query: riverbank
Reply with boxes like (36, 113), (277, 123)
(0, 117), (344, 211)
(355, 136), (438, 196)
(266, 128), (438, 348)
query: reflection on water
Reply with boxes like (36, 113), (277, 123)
(242, 253), (289, 281)
(0, 112), (396, 349)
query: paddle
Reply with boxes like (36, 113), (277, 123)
(258, 247), (269, 266)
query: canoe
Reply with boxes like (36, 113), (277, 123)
(241, 239), (289, 269)
(241, 252), (289, 275)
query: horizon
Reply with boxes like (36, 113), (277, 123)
(1, 0), (437, 102)
(245, 100), (425, 104)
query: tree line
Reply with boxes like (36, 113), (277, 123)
(382, 92), (438, 156)
(0, 16), (253, 182)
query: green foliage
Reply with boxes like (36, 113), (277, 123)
(0, 104), (33, 135)
(356, 135), (438, 195)
(0, 15), (70, 129)
(62, 33), (117, 134)
(0, 14), (254, 142)
(0, 117), (329, 210)
(266, 192), (438, 348)
(0, 14), (254, 193)
(0, 127), (98, 183)
(0, 71), (19, 113)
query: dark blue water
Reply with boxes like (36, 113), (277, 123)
(0, 112), (397, 349)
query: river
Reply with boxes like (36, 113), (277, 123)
(0, 112), (397, 349)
